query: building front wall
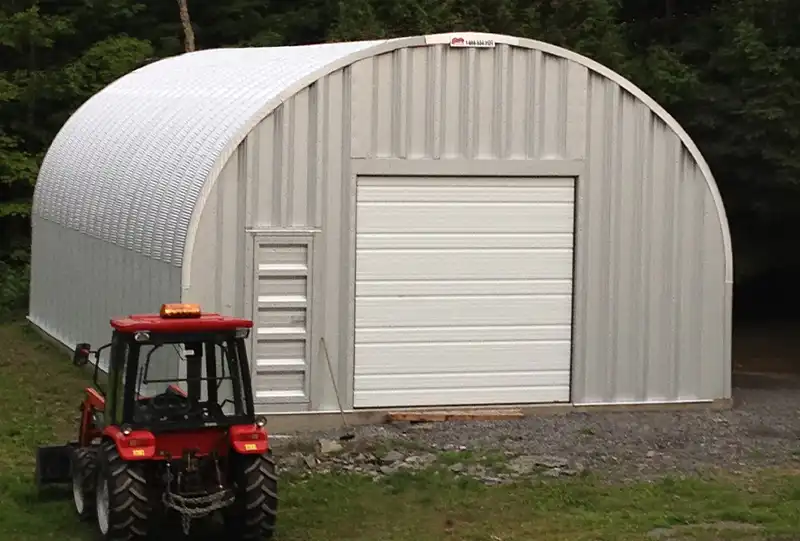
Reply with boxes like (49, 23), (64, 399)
(186, 42), (730, 414)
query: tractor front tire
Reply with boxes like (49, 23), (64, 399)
(94, 441), (151, 540)
(227, 451), (278, 540)
(71, 446), (97, 520)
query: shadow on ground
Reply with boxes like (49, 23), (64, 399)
(733, 320), (800, 390)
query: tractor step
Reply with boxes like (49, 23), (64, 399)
(35, 444), (75, 488)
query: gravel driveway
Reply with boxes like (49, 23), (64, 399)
(271, 388), (800, 482)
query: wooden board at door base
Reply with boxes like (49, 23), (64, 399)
(353, 175), (577, 409)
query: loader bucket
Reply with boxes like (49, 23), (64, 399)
(35, 444), (73, 488)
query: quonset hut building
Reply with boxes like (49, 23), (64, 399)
(29, 32), (733, 423)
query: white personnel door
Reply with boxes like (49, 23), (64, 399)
(353, 175), (575, 408)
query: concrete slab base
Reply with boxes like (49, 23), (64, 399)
(263, 399), (734, 433)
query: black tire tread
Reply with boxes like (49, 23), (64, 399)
(97, 441), (151, 540)
(232, 452), (278, 540)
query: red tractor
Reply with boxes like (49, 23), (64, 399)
(34, 304), (278, 540)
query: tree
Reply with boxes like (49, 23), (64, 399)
(176, 0), (195, 52)
(0, 1), (153, 314)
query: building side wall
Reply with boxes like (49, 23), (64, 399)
(188, 43), (730, 413)
(29, 217), (181, 369)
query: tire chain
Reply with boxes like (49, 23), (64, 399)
(161, 469), (236, 535)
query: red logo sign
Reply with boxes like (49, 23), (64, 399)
(450, 37), (465, 45)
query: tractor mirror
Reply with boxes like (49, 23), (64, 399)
(73, 343), (91, 367)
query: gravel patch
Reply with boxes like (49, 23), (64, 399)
(270, 389), (800, 482)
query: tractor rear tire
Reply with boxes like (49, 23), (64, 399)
(227, 451), (278, 540)
(71, 446), (97, 520)
(94, 441), (151, 540)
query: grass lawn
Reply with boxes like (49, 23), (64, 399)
(1, 320), (799, 540)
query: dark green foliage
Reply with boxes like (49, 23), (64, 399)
(0, 0), (797, 316)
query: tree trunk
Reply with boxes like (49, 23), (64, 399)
(176, 0), (196, 52)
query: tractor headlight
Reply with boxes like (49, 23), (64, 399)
(255, 416), (267, 428)
(121, 424), (133, 436)
(134, 331), (150, 342)
(235, 327), (250, 339)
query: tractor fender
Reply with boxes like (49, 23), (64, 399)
(102, 426), (157, 461)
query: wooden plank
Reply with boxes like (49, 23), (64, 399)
(385, 409), (525, 423)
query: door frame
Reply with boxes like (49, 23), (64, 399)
(245, 229), (317, 406)
(346, 158), (585, 409)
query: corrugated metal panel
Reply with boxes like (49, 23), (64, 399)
(32, 40), (385, 267)
(28, 217), (180, 367)
(352, 176), (574, 408)
(236, 68), (354, 412)
(187, 37), (731, 412)
(345, 46), (728, 405)
(571, 74), (727, 404)
(350, 45), (587, 160)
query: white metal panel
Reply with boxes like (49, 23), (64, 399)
(357, 250), (572, 281)
(357, 203), (574, 234)
(353, 175), (575, 408)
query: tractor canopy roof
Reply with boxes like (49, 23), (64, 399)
(110, 304), (252, 334)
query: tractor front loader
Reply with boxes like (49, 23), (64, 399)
(35, 304), (278, 540)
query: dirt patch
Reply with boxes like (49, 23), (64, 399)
(733, 371), (800, 390)
(271, 387), (800, 483)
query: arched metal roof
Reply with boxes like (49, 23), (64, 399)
(33, 32), (732, 282)
(33, 39), (385, 265)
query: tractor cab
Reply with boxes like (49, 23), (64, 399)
(74, 303), (257, 435)
(36, 305), (278, 540)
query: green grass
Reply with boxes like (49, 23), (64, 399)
(1, 320), (800, 540)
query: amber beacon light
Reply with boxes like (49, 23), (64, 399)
(159, 303), (202, 319)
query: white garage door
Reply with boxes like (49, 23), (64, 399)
(353, 175), (575, 409)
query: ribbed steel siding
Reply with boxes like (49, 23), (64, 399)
(29, 217), (181, 366)
(250, 70), (353, 412)
(193, 43), (728, 411)
(349, 45), (587, 160)
(345, 44), (728, 404)
(572, 74), (726, 404)
(189, 70), (353, 412)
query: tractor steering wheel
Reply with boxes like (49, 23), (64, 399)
(150, 391), (192, 417)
